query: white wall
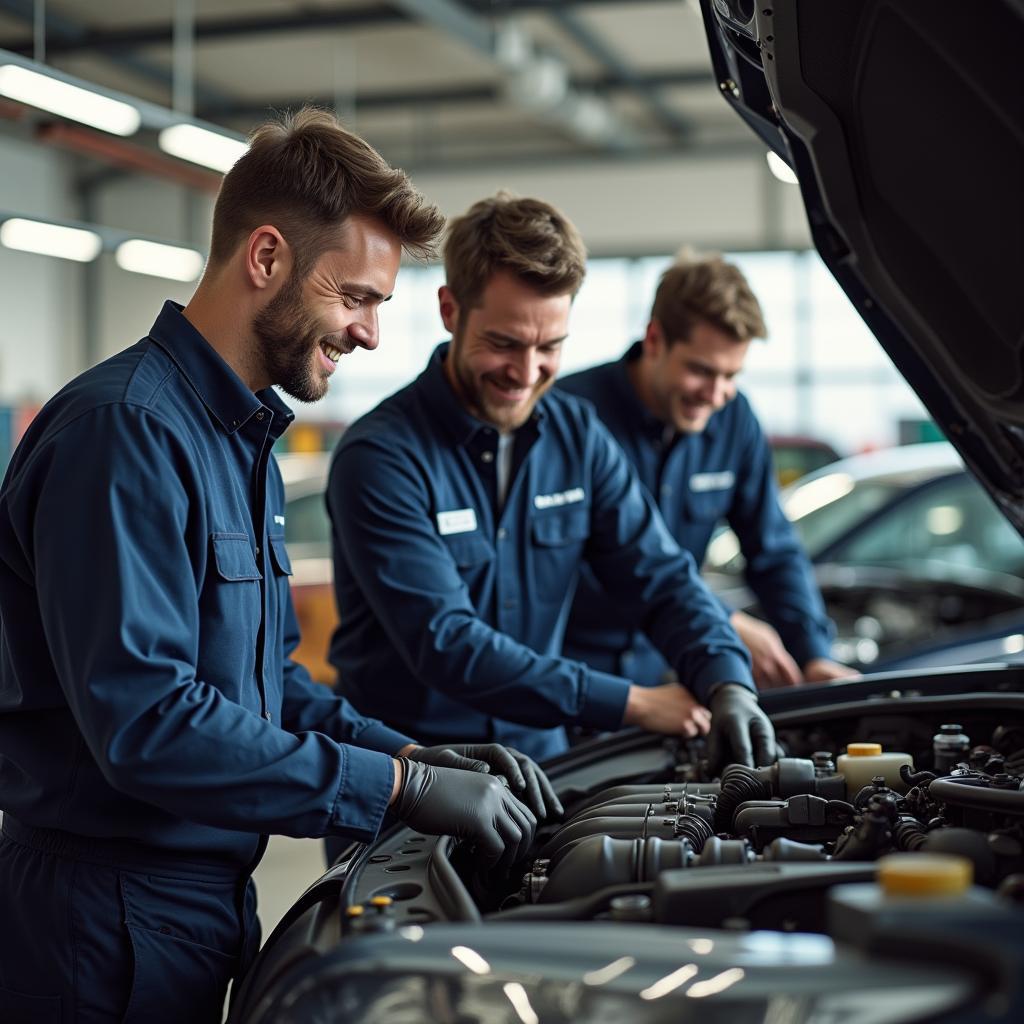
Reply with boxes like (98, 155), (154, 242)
(412, 154), (812, 255)
(93, 179), (213, 361)
(0, 135), (85, 404)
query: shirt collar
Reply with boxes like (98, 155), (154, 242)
(419, 341), (546, 446)
(148, 300), (294, 435)
(617, 340), (721, 443)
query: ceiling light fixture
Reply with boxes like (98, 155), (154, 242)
(0, 217), (102, 262)
(115, 239), (204, 282)
(158, 123), (248, 173)
(0, 64), (141, 136)
(766, 150), (799, 184)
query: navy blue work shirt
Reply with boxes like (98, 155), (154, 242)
(558, 343), (833, 684)
(328, 343), (753, 763)
(0, 301), (413, 868)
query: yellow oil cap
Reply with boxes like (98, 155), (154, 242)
(346, 904), (365, 917)
(877, 854), (973, 897)
(847, 743), (883, 757)
(369, 896), (393, 908)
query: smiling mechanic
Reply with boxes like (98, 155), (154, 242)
(328, 192), (776, 768)
(0, 112), (555, 1024)
(558, 251), (855, 689)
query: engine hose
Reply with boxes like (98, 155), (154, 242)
(901, 764), (937, 788)
(675, 813), (714, 852)
(827, 800), (857, 824)
(485, 882), (655, 922)
(714, 765), (772, 832)
(893, 816), (930, 851)
(928, 777), (1024, 814)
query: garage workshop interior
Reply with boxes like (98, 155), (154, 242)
(1, 2), (1022, 1023)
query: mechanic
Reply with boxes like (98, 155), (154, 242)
(558, 250), (856, 689)
(0, 111), (558, 1024)
(327, 192), (777, 769)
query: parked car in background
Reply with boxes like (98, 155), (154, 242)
(705, 442), (1024, 669)
(277, 452), (334, 685)
(768, 434), (840, 486)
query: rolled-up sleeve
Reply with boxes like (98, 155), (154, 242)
(32, 405), (393, 842)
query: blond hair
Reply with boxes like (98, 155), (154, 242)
(652, 249), (767, 344)
(444, 191), (587, 308)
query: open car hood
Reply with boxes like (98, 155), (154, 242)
(699, 0), (1024, 532)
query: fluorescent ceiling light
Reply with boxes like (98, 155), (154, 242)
(0, 217), (102, 262)
(0, 64), (140, 136)
(766, 150), (799, 184)
(116, 239), (204, 282)
(159, 123), (247, 173)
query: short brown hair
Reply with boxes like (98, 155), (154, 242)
(652, 249), (767, 344)
(444, 192), (587, 308)
(209, 106), (444, 273)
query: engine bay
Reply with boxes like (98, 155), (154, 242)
(232, 671), (1024, 1023)
(453, 705), (1024, 935)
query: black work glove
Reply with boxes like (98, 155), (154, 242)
(392, 758), (536, 869)
(407, 744), (563, 821)
(707, 683), (777, 772)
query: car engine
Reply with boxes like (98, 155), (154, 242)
(487, 730), (1024, 932)
(229, 674), (1024, 1023)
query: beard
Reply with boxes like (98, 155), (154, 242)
(252, 271), (336, 404)
(449, 333), (551, 432)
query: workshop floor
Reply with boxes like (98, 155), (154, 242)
(251, 834), (329, 940)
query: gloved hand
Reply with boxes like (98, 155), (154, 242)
(392, 758), (536, 869)
(707, 683), (777, 771)
(407, 744), (563, 820)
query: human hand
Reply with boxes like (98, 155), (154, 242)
(731, 610), (801, 689)
(406, 743), (563, 820)
(707, 683), (777, 771)
(623, 682), (712, 738)
(391, 758), (536, 869)
(802, 658), (861, 683)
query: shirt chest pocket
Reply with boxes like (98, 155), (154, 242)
(530, 507), (590, 602)
(206, 533), (262, 703)
(684, 486), (734, 524)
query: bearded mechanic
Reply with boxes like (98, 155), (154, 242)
(327, 192), (777, 768)
(558, 252), (856, 689)
(0, 111), (558, 1024)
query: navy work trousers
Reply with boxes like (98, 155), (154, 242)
(0, 817), (260, 1023)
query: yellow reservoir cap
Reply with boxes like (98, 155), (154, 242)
(346, 905), (365, 917)
(877, 854), (973, 897)
(846, 743), (883, 757)
(369, 896), (393, 908)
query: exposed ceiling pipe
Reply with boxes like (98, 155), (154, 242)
(0, 1), (664, 55)
(548, 7), (692, 141)
(390, 0), (640, 151)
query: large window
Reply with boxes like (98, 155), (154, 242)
(301, 249), (927, 455)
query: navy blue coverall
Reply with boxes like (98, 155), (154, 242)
(0, 302), (413, 1023)
(557, 342), (833, 685)
(328, 343), (753, 763)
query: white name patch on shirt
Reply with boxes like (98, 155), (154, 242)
(273, 514), (286, 526)
(534, 487), (585, 510)
(437, 507), (478, 536)
(690, 471), (735, 493)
